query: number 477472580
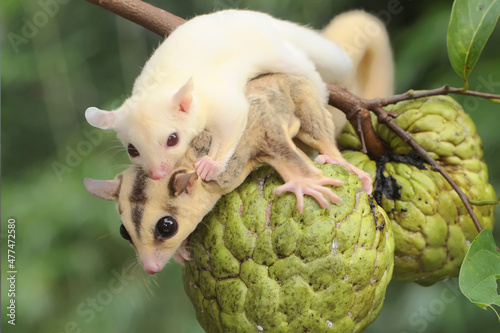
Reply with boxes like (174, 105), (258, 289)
(7, 218), (16, 270)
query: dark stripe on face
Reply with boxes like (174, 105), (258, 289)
(130, 168), (148, 203)
(129, 168), (148, 236)
(131, 204), (144, 237)
(163, 202), (178, 217)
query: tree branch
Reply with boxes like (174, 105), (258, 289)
(326, 84), (387, 157)
(372, 84), (500, 107)
(369, 105), (484, 233)
(328, 84), (484, 233)
(85, 0), (185, 37)
(85, 0), (488, 235)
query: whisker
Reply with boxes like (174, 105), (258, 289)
(124, 257), (139, 268)
(139, 273), (159, 301)
(91, 146), (125, 161)
(94, 232), (114, 242)
(131, 264), (142, 280)
(110, 163), (132, 168)
(110, 164), (132, 173)
(101, 145), (126, 154)
(143, 276), (158, 299)
(99, 149), (127, 163)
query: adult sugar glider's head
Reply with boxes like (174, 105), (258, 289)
(84, 164), (215, 274)
(85, 78), (203, 180)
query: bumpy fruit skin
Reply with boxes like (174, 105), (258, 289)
(339, 96), (495, 285)
(182, 164), (394, 332)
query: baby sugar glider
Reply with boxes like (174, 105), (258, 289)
(85, 73), (372, 274)
(84, 9), (352, 181)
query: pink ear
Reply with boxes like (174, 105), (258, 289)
(84, 176), (122, 201)
(85, 107), (118, 130)
(173, 172), (198, 196)
(172, 78), (193, 113)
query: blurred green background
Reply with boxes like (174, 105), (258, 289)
(2, 0), (499, 332)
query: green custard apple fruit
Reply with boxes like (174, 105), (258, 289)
(339, 95), (495, 285)
(182, 163), (394, 332)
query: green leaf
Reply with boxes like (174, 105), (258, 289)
(447, 0), (500, 88)
(459, 229), (500, 320)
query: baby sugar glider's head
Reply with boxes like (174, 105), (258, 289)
(84, 78), (202, 180)
(84, 164), (207, 274)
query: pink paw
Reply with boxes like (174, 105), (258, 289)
(194, 156), (222, 181)
(273, 176), (343, 213)
(314, 155), (373, 194)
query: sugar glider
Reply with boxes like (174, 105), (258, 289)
(85, 73), (371, 274)
(85, 9), (353, 181)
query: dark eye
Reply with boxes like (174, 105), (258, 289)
(127, 144), (139, 158)
(119, 224), (132, 242)
(166, 133), (179, 147)
(156, 216), (178, 239)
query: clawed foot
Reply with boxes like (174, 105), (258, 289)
(314, 155), (373, 194)
(194, 156), (222, 181)
(274, 176), (343, 213)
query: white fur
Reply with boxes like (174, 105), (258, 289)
(88, 9), (353, 178)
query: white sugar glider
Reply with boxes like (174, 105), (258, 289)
(85, 9), (353, 181)
(85, 73), (371, 274)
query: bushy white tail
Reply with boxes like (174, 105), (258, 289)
(323, 10), (394, 98)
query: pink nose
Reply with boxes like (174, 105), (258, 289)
(150, 170), (167, 180)
(143, 262), (163, 275)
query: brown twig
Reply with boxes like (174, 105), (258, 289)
(369, 105), (484, 233)
(85, 0), (488, 235)
(85, 0), (185, 36)
(372, 84), (500, 107)
(355, 112), (368, 154)
(327, 84), (484, 233)
(326, 84), (388, 158)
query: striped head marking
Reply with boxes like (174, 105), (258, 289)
(84, 166), (200, 274)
